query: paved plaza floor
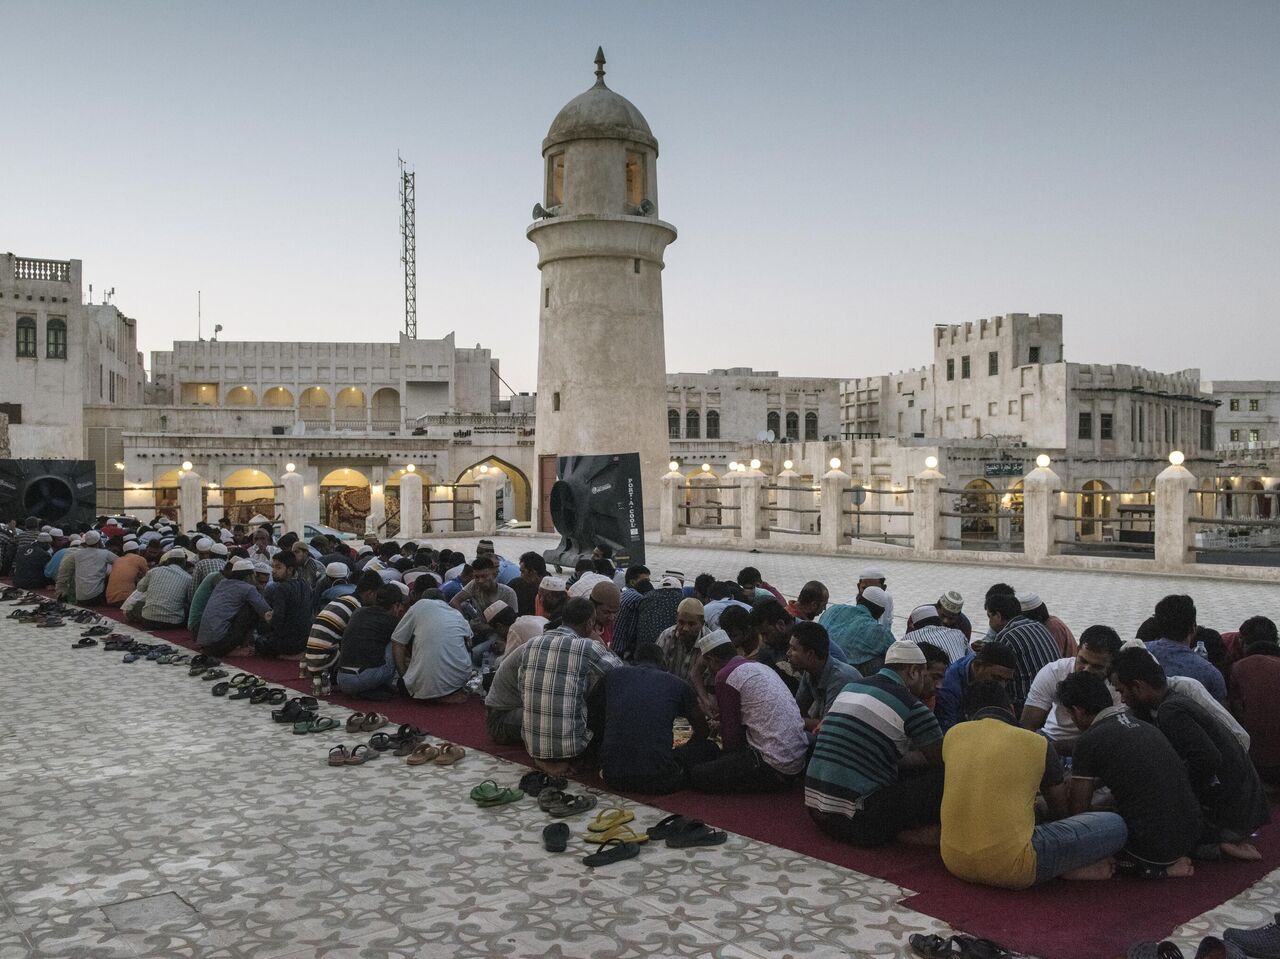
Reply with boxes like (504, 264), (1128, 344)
(2, 538), (1277, 958)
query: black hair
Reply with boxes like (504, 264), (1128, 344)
(917, 641), (951, 667)
(736, 566), (762, 588)
(520, 551), (547, 576)
(624, 564), (650, 586)
(1240, 615), (1279, 647)
(718, 604), (751, 640)
(693, 572), (716, 596)
(277, 532), (298, 551)
(574, 558), (594, 575)
(634, 643), (665, 666)
(1135, 616), (1161, 643)
(1110, 646), (1168, 690)
(1023, 602), (1049, 624)
(963, 679), (1014, 717)
(375, 584), (403, 609)
(1079, 624), (1122, 658)
(791, 621), (829, 658)
(472, 556), (495, 572)
(561, 597), (596, 629)
(593, 543), (614, 559)
(798, 581), (828, 605)
(707, 581), (737, 602)
(357, 570), (384, 593)
(1154, 594), (1196, 643)
(985, 583), (1016, 601)
(974, 642), (1018, 669)
(593, 558), (615, 576)
(488, 605), (518, 629)
(985, 592), (1021, 621)
(749, 598), (789, 628)
(1057, 671), (1114, 715)
(272, 550), (297, 570)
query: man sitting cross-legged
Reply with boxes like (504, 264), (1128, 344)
(1020, 624), (1123, 754)
(787, 621), (861, 731)
(805, 641), (945, 847)
(1058, 671), (1200, 879)
(1110, 647), (1269, 862)
(934, 642), (1018, 733)
(940, 680), (1127, 888)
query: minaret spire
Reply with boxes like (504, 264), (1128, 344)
(594, 47), (606, 85)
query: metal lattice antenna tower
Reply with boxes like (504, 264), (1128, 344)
(399, 153), (417, 339)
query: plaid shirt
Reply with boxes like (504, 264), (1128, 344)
(137, 565), (195, 625)
(608, 587), (647, 660)
(519, 626), (621, 760)
(655, 623), (708, 686)
(192, 557), (225, 587)
(992, 615), (1062, 712)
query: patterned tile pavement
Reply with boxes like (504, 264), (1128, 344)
(2, 535), (1277, 958)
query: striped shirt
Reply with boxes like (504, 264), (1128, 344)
(520, 627), (621, 760)
(655, 623), (707, 686)
(907, 624), (969, 665)
(137, 565), (195, 625)
(608, 586), (647, 659)
(805, 668), (943, 819)
(305, 594), (362, 672)
(991, 616), (1062, 712)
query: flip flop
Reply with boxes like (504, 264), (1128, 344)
(587, 807), (635, 833)
(582, 824), (648, 845)
(582, 837), (639, 868)
(406, 743), (441, 766)
(666, 822), (728, 849)
(229, 673), (255, 687)
(433, 743), (465, 766)
(202, 668), (228, 681)
(293, 717), (340, 734)
(345, 713), (366, 733)
(647, 815), (694, 841)
(327, 745), (349, 767)
(367, 733), (393, 752)
(910, 936), (958, 959)
(546, 793), (597, 818)
(519, 770), (568, 795)
(211, 682), (231, 697)
(394, 735), (425, 757)
(266, 689), (288, 705)
(228, 686), (255, 700)
(346, 744), (376, 765)
(543, 822), (571, 853)
(361, 712), (389, 732)
(470, 780), (524, 807)
(72, 637), (98, 649)
(122, 653), (140, 663)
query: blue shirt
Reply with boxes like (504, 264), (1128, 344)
(1146, 639), (1228, 702)
(440, 578), (464, 600)
(44, 547), (69, 579)
(496, 557), (521, 585)
(599, 663), (697, 781)
(935, 653), (974, 732)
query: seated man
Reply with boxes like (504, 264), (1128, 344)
(450, 555), (518, 621)
(485, 640), (528, 746)
(255, 551), (313, 658)
(1145, 594), (1228, 703)
(903, 603), (969, 665)
(1110, 647), (1269, 861)
(682, 631), (809, 793)
(519, 597), (622, 774)
(335, 584), (405, 698)
(941, 680), (1127, 888)
(747, 599), (798, 689)
(736, 566), (787, 605)
(392, 594), (473, 703)
(598, 643), (712, 794)
(12, 533), (53, 588)
(105, 541), (149, 608)
(305, 571), (382, 678)
(312, 562), (355, 614)
(656, 597), (708, 686)
(702, 581), (752, 630)
(934, 642), (1018, 733)
(131, 549), (195, 630)
(806, 641), (945, 847)
(607, 564), (652, 660)
(787, 580), (829, 623)
(984, 591), (1061, 715)
(1059, 671), (1200, 879)
(851, 567), (894, 628)
(73, 531), (115, 606)
(1019, 593), (1077, 657)
(197, 559), (272, 656)
(188, 557), (229, 633)
(1020, 625), (1123, 753)
(818, 589), (896, 674)
(1231, 616), (1280, 786)
(788, 621), (861, 730)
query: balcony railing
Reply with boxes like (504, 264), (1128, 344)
(14, 257), (71, 282)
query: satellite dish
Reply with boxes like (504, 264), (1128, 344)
(766, 429), (776, 442)
(639, 198), (655, 216)
(755, 430), (769, 442)
(532, 203), (552, 220)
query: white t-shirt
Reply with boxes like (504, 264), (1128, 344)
(503, 615), (549, 654)
(1166, 676), (1250, 750)
(1024, 658), (1121, 742)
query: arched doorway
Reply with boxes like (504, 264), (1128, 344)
(225, 386), (257, 407)
(371, 388), (401, 430)
(1078, 480), (1114, 541)
(222, 468), (280, 526)
(959, 479), (996, 541)
(263, 386), (294, 408)
(153, 469), (181, 523)
(1119, 478), (1155, 542)
(335, 387), (366, 429)
(299, 387), (330, 427)
(457, 457), (532, 524)
(319, 467), (370, 533)
(1003, 480), (1025, 538)
(1247, 480), (1268, 519)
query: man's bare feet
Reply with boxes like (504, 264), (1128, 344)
(1220, 841), (1262, 861)
(535, 758), (572, 777)
(431, 690), (468, 704)
(1167, 857), (1195, 877)
(897, 824), (941, 846)
(223, 644), (256, 657)
(1061, 859), (1115, 880)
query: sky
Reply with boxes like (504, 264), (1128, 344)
(4, 1), (1278, 392)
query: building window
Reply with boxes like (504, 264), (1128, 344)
(552, 391), (561, 412)
(667, 409), (680, 438)
(946, 406), (955, 421)
(988, 401), (997, 416)
(706, 409), (720, 439)
(0, 403), (21, 424)
(961, 355), (971, 379)
(988, 351), (999, 376)
(625, 151), (645, 207)
(1100, 412), (1114, 440)
(785, 411), (799, 440)
(1028, 346), (1041, 364)
(1199, 410), (1213, 451)
(546, 153), (565, 207)
(1078, 412), (1092, 439)
(804, 411), (818, 440)
(46, 317), (67, 359)
(1230, 429), (1242, 442)
(1249, 399), (1260, 412)
(1229, 399), (1240, 411)
(109, 373), (116, 403)
(766, 410), (780, 438)
(685, 409), (700, 439)
(1250, 429), (1262, 443)
(16, 317), (36, 357)
(946, 358), (955, 381)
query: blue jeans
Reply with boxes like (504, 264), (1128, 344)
(1032, 811), (1128, 883)
(335, 644), (396, 697)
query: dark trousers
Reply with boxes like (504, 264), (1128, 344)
(679, 740), (797, 794)
(603, 739), (721, 795)
(139, 616), (184, 632)
(809, 766), (945, 847)
(77, 593), (105, 607)
(202, 605), (259, 657)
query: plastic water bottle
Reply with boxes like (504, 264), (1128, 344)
(1194, 640), (1208, 659)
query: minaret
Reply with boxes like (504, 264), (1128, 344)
(529, 48), (677, 531)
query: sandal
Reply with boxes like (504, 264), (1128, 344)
(249, 687), (272, 705)
(393, 735), (425, 757)
(519, 770), (568, 795)
(543, 822), (571, 853)
(293, 717), (340, 734)
(201, 668), (228, 681)
(361, 712), (389, 732)
(345, 712), (366, 733)
(647, 814), (693, 841)
(72, 637), (98, 649)
(327, 745), (349, 767)
(582, 837), (639, 868)
(211, 682), (231, 697)
(470, 780), (524, 807)
(433, 743), (465, 766)
(266, 688), (288, 705)
(665, 822), (728, 849)
(910, 936), (957, 959)
(406, 743), (441, 766)
(582, 824), (648, 845)
(228, 686), (255, 701)
(546, 793), (597, 818)
(586, 807), (635, 834)
(346, 744), (376, 765)
(367, 733), (393, 752)
(230, 673), (255, 687)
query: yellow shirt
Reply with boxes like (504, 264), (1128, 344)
(940, 716), (1050, 889)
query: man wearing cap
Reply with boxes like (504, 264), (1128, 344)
(806, 640), (946, 847)
(818, 590), (896, 674)
(633, 574), (687, 650)
(903, 601), (969, 665)
(333, 584), (406, 698)
(678, 630), (809, 793)
(656, 597), (709, 688)
(198, 558), (272, 655)
(192, 541), (227, 587)
(290, 540), (326, 591)
(537, 575), (569, 626)
(853, 568), (894, 629)
(392, 592), (474, 704)
(305, 570), (382, 677)
(12, 532), (54, 588)
(788, 622), (862, 730)
(311, 561), (356, 614)
(588, 580), (622, 647)
(131, 549), (195, 629)
(188, 556), (230, 634)
(985, 592), (1062, 715)
(72, 530), (115, 606)
(105, 541), (150, 607)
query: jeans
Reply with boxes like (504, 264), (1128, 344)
(336, 644), (397, 697)
(1031, 811), (1128, 883)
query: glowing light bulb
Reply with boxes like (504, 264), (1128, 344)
(782, 460), (794, 471)
(924, 456), (939, 470)
(405, 463), (416, 473)
(829, 458), (842, 470)
(668, 461), (679, 472)
(1036, 454), (1051, 469)
(1169, 450), (1185, 466)
(285, 463), (296, 473)
(701, 463), (710, 472)
(182, 461), (193, 472)
(749, 459), (761, 470)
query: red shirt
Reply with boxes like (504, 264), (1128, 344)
(1231, 651), (1280, 770)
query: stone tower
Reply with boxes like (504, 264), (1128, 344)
(529, 48), (677, 531)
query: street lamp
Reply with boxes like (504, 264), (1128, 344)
(1036, 454), (1051, 469)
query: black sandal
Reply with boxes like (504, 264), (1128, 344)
(582, 837), (639, 868)
(211, 682), (231, 697)
(72, 637), (98, 649)
(665, 822), (728, 849)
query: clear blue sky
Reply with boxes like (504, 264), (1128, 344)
(6, 1), (1278, 392)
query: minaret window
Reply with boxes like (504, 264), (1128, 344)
(625, 151), (645, 207)
(547, 153), (565, 207)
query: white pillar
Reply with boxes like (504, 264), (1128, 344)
(1155, 461), (1197, 569)
(913, 465), (945, 554)
(178, 470), (203, 531)
(819, 465), (851, 551)
(1023, 464), (1062, 562)
(475, 471), (500, 536)
(399, 472), (424, 539)
(660, 469), (684, 539)
(280, 472), (305, 536)
(429, 484), (453, 534)
(367, 483), (386, 536)
(738, 467), (766, 546)
(775, 467), (800, 530)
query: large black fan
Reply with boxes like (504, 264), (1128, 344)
(0, 460), (97, 526)
(543, 453), (645, 568)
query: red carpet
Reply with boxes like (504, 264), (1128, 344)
(27, 590), (1280, 959)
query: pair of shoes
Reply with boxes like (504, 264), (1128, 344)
(328, 744), (379, 766)
(470, 780), (524, 807)
(249, 687), (287, 705)
(648, 814), (728, 849)
(272, 698), (318, 724)
(72, 637), (98, 649)
(537, 787), (596, 818)
(519, 770), (568, 796)
(1225, 915), (1280, 958)
(406, 742), (466, 766)
(345, 712), (389, 733)
(293, 717), (341, 734)
(911, 934), (1017, 958)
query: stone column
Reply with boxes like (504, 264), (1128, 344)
(429, 483), (454, 534)
(399, 472), (425, 539)
(738, 467), (766, 546)
(475, 471), (500, 536)
(1155, 461), (1197, 569)
(1023, 464), (1062, 562)
(660, 468), (684, 539)
(280, 471), (305, 536)
(178, 470), (203, 531)
(819, 465), (851, 551)
(367, 483), (386, 537)
(774, 466), (801, 531)
(913, 464), (945, 554)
